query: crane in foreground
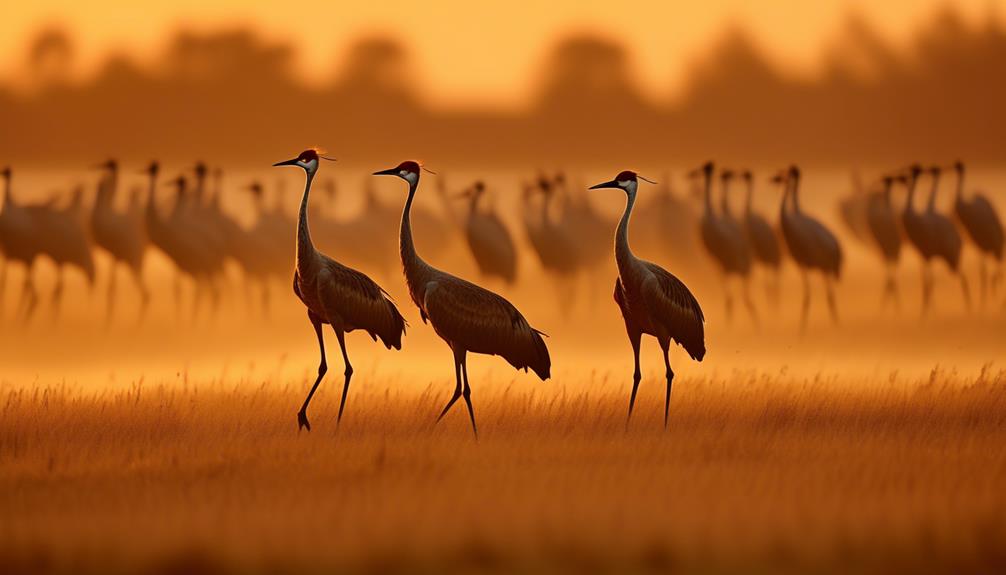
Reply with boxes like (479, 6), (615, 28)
(590, 171), (705, 428)
(374, 161), (550, 438)
(275, 150), (406, 431)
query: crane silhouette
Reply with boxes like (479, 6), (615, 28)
(772, 166), (842, 328)
(868, 175), (904, 310)
(90, 159), (150, 322)
(276, 150), (406, 431)
(459, 181), (518, 284)
(739, 170), (782, 306)
(163, 174), (219, 317)
(522, 175), (581, 316)
(30, 185), (95, 317)
(923, 166), (971, 311)
(0, 167), (44, 320)
(375, 161), (550, 437)
(949, 161), (1004, 305)
(691, 162), (754, 323)
(589, 171), (705, 428)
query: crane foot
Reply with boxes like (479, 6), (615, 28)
(297, 411), (312, 432)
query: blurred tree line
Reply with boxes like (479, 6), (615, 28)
(1, 7), (1004, 167)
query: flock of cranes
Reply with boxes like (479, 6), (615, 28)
(0, 152), (1002, 433)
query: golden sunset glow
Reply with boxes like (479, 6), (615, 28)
(1, 0), (1001, 106)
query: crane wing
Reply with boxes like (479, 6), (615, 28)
(640, 261), (706, 361)
(422, 276), (550, 379)
(316, 259), (406, 350)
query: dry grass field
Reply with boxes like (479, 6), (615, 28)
(3, 367), (1005, 574)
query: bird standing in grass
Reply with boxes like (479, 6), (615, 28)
(375, 160), (550, 438)
(275, 149), (406, 431)
(590, 171), (705, 428)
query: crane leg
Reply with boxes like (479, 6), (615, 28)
(131, 266), (150, 323)
(297, 312), (327, 432)
(800, 271), (811, 332)
(334, 329), (354, 426)
(959, 272), (972, 312)
(51, 266), (65, 318)
(742, 276), (759, 326)
(105, 262), (118, 325)
(724, 275), (735, 324)
(921, 265), (933, 317)
(0, 258), (6, 318)
(825, 275), (839, 324)
(979, 258), (988, 307)
(460, 351), (478, 439)
(625, 330), (642, 429)
(660, 339), (674, 429)
(436, 348), (464, 424)
(18, 263), (38, 323)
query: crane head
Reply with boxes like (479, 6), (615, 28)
(769, 169), (787, 185)
(193, 162), (208, 179)
(589, 171), (656, 193)
(246, 181), (264, 197)
(928, 165), (941, 176)
(273, 149), (335, 175)
(950, 160), (964, 173)
(93, 158), (118, 172)
(142, 162), (159, 177)
(1, 166), (10, 179)
(720, 169), (734, 182)
(372, 160), (432, 186)
(169, 176), (187, 192)
(686, 161), (714, 179)
(740, 170), (753, 183)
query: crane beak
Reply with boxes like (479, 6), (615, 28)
(372, 167), (399, 176)
(588, 180), (620, 190)
(272, 158), (300, 167)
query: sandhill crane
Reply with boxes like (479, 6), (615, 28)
(555, 172), (610, 272)
(866, 175), (904, 309)
(522, 175), (581, 315)
(772, 166), (842, 328)
(740, 170), (782, 306)
(375, 161), (549, 437)
(0, 167), (44, 319)
(29, 186), (95, 317)
(589, 171), (705, 428)
(276, 150), (406, 431)
(162, 173), (219, 316)
(950, 161), (1004, 305)
(923, 166), (971, 311)
(691, 162), (755, 323)
(458, 181), (518, 284)
(90, 159), (150, 321)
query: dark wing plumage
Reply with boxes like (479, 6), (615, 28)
(465, 213), (518, 283)
(866, 195), (901, 263)
(958, 195), (1004, 259)
(745, 213), (782, 267)
(613, 277), (642, 337)
(641, 261), (706, 361)
(317, 258), (406, 350)
(422, 275), (550, 379)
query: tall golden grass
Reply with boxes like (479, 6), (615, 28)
(2, 366), (1005, 574)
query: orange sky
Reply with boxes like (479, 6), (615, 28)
(0, 0), (1002, 107)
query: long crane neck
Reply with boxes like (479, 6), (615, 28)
(953, 167), (965, 203)
(615, 187), (638, 273)
(904, 174), (919, 214)
(296, 171), (318, 269)
(702, 171), (713, 215)
(401, 177), (431, 289)
(744, 178), (753, 214)
(145, 172), (159, 222)
(790, 174), (802, 213)
(719, 177), (731, 215)
(1, 172), (10, 211)
(926, 172), (940, 212)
